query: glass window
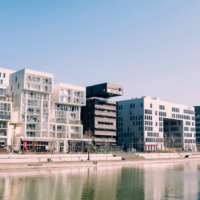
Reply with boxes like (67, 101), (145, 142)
(3, 73), (5, 78)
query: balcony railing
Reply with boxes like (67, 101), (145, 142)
(107, 88), (122, 94)
(0, 125), (7, 128)
(94, 110), (116, 117)
(57, 129), (66, 132)
(94, 137), (116, 142)
(26, 127), (40, 130)
(71, 134), (82, 139)
(95, 104), (116, 111)
(0, 132), (6, 136)
(0, 115), (10, 120)
(27, 119), (41, 123)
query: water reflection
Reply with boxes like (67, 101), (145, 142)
(0, 161), (200, 200)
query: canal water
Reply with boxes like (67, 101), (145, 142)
(0, 161), (200, 200)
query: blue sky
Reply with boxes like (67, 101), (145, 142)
(0, 1), (200, 106)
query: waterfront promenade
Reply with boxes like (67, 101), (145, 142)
(0, 152), (200, 171)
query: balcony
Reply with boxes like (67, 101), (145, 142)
(95, 104), (116, 111)
(57, 133), (65, 138)
(107, 88), (122, 95)
(28, 95), (42, 100)
(0, 115), (10, 120)
(95, 123), (116, 130)
(95, 117), (116, 124)
(71, 133), (82, 139)
(94, 130), (116, 136)
(0, 132), (7, 136)
(27, 119), (41, 123)
(94, 137), (116, 142)
(0, 124), (7, 128)
(94, 110), (116, 117)
(68, 120), (81, 125)
(57, 129), (66, 132)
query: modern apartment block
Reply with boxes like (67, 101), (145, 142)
(50, 83), (86, 151)
(117, 96), (196, 151)
(81, 83), (123, 145)
(0, 67), (86, 152)
(194, 106), (200, 149)
(0, 68), (15, 149)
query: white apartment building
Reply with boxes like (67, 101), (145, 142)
(50, 83), (86, 152)
(0, 67), (86, 152)
(0, 68), (15, 149)
(117, 96), (196, 151)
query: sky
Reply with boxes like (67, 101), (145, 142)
(0, 0), (200, 106)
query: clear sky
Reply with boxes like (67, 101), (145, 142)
(0, 1), (200, 106)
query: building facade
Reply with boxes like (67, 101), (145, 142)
(0, 68), (15, 149)
(117, 96), (196, 151)
(194, 106), (200, 150)
(81, 83), (123, 146)
(0, 67), (86, 152)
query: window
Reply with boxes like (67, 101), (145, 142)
(185, 121), (190, 126)
(130, 104), (132, 108)
(12, 92), (14, 98)
(141, 103), (143, 107)
(130, 110), (132, 115)
(145, 109), (152, 115)
(0, 73), (1, 77)
(0, 80), (3, 84)
(15, 77), (17, 82)
(159, 105), (165, 110)
(150, 103), (152, 108)
(60, 96), (63, 101)
(3, 73), (5, 78)
(18, 83), (20, 89)
(156, 122), (158, 126)
(155, 111), (157, 115)
(133, 104), (135, 108)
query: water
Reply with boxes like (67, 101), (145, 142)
(0, 161), (200, 200)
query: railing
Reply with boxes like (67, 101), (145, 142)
(95, 110), (116, 117)
(0, 108), (10, 111)
(0, 115), (10, 120)
(0, 132), (6, 136)
(28, 95), (42, 99)
(27, 119), (41, 123)
(95, 104), (116, 111)
(71, 134), (82, 139)
(0, 125), (7, 128)
(94, 137), (116, 141)
(94, 131), (116, 136)
(69, 120), (81, 125)
(95, 124), (116, 130)
(57, 134), (65, 138)
(26, 127), (40, 130)
(57, 129), (66, 132)
(27, 112), (41, 115)
(107, 88), (122, 94)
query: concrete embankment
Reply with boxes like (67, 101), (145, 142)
(1, 154), (200, 171)
(0, 153), (122, 164)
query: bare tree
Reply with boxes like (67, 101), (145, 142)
(171, 134), (176, 151)
(164, 133), (170, 152)
(85, 129), (93, 139)
(137, 138), (144, 152)
(85, 129), (94, 151)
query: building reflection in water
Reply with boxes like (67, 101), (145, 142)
(0, 162), (199, 200)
